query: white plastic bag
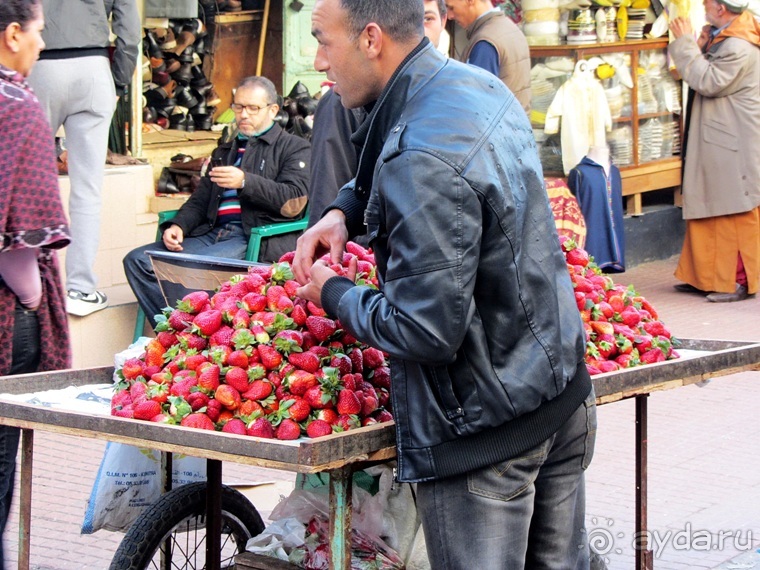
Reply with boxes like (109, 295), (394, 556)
(81, 442), (207, 533)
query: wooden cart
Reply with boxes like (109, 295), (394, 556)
(0, 338), (758, 570)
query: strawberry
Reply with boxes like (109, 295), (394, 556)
(133, 400), (162, 421)
(184, 353), (208, 371)
(144, 339), (166, 368)
(209, 326), (235, 347)
(240, 292), (267, 313)
(180, 412), (215, 430)
(156, 331), (178, 349)
(315, 408), (339, 424)
(306, 419), (333, 438)
(129, 381), (148, 403)
(615, 353), (640, 368)
(112, 405), (134, 419)
(275, 296), (294, 314)
(247, 417), (275, 438)
(590, 321), (614, 336)
(347, 348), (364, 374)
(341, 374), (358, 392)
(284, 279), (300, 298)
(266, 285), (287, 311)
(192, 310), (223, 337)
(238, 399), (264, 417)
(232, 329), (257, 351)
(337, 389), (361, 415)
(196, 362), (220, 392)
(250, 323), (270, 344)
(371, 366), (391, 389)
(617, 306), (641, 328)
(177, 332), (208, 351)
(147, 382), (170, 404)
(231, 308), (251, 329)
(304, 384), (334, 410)
(306, 301), (326, 317)
(227, 349), (249, 369)
(292, 303), (308, 327)
(288, 350), (321, 373)
(362, 347), (385, 369)
(309, 346), (331, 359)
(243, 379), (273, 401)
(362, 417), (379, 427)
(122, 358), (145, 380)
(224, 367), (251, 393)
(206, 399), (222, 422)
(642, 321), (670, 339)
(274, 330), (303, 353)
(286, 369), (317, 396)
(276, 419), (302, 440)
(215, 384), (242, 410)
(187, 391), (210, 411)
(361, 394), (379, 416)
(374, 409), (393, 423)
(640, 348), (666, 364)
(336, 414), (360, 432)
(285, 397), (311, 422)
(221, 418), (247, 435)
(257, 344), (283, 370)
(177, 291), (210, 314)
(168, 309), (194, 332)
(170, 377), (198, 399)
(306, 316), (337, 341)
(330, 354), (352, 377)
(279, 251), (296, 264)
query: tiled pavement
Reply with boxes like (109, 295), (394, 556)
(3, 255), (760, 569)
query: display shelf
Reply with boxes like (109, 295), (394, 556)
(530, 38), (683, 215)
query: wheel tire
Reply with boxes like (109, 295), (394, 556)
(109, 482), (265, 570)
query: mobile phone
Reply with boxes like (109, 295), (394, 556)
(211, 157), (224, 169)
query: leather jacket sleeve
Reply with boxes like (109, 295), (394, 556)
(322, 149), (481, 366)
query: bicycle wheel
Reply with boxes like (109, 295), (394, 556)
(109, 482), (265, 570)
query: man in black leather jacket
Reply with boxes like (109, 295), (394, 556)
(124, 76), (310, 326)
(295, 1), (595, 568)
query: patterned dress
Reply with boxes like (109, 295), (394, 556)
(0, 64), (71, 374)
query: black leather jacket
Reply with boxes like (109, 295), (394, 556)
(321, 40), (591, 483)
(166, 123), (310, 263)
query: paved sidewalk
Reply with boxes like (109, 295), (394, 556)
(2, 255), (759, 569)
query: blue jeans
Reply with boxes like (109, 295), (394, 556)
(416, 391), (597, 570)
(1, 303), (41, 570)
(123, 223), (248, 328)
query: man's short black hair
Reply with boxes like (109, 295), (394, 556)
(339, 0), (425, 42)
(426, 0), (447, 18)
(0, 0), (41, 32)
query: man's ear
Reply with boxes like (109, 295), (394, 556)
(362, 22), (384, 59)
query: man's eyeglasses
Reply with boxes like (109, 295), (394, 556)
(230, 103), (273, 114)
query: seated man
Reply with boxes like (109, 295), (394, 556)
(124, 76), (310, 326)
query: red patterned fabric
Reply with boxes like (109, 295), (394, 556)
(544, 177), (587, 248)
(0, 64), (71, 375)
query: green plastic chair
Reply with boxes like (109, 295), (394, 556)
(132, 207), (309, 342)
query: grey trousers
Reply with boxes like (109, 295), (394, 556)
(28, 56), (116, 294)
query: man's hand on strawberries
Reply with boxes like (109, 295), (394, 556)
(296, 256), (358, 308)
(293, 209), (349, 285)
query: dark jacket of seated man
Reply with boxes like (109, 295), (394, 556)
(167, 122), (310, 263)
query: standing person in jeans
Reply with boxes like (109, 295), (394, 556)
(0, 1), (72, 566)
(124, 76), (311, 328)
(294, 0), (595, 568)
(28, 0), (140, 317)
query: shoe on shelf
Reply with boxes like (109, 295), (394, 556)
(67, 290), (108, 316)
(706, 284), (753, 303)
(673, 282), (707, 294)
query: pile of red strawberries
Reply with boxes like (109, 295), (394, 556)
(111, 242), (393, 440)
(560, 235), (680, 375)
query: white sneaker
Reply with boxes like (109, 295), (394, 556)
(67, 290), (108, 316)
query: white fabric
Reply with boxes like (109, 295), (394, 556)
(544, 67), (612, 175)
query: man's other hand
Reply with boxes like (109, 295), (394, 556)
(210, 166), (246, 189)
(669, 17), (694, 39)
(162, 224), (184, 252)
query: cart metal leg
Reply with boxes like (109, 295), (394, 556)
(328, 465), (353, 570)
(206, 459), (223, 570)
(636, 395), (654, 569)
(18, 429), (33, 570)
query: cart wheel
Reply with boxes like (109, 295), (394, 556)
(109, 482), (265, 570)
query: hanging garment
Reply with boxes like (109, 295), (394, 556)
(544, 61), (612, 175)
(567, 156), (625, 272)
